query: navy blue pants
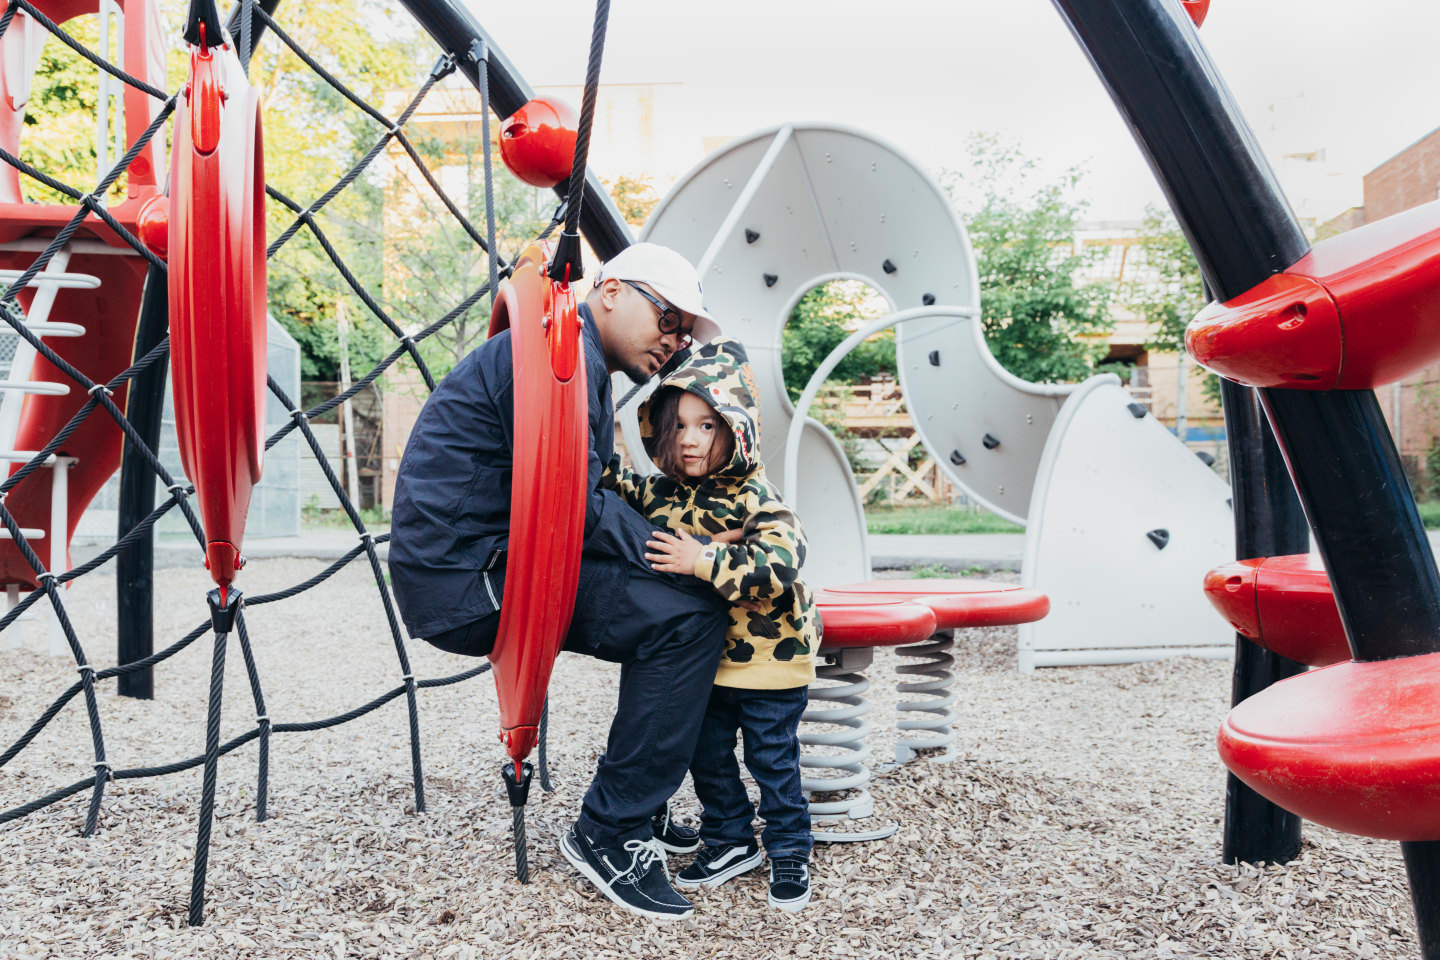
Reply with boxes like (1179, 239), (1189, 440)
(425, 553), (729, 846)
(689, 684), (812, 857)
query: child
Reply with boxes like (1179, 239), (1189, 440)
(604, 337), (820, 912)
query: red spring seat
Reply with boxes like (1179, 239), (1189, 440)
(812, 591), (936, 649)
(1187, 201), (1440, 390)
(1203, 555), (1349, 667)
(1219, 651), (1440, 841)
(826, 579), (1051, 629)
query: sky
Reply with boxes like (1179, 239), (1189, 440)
(460, 0), (1440, 226)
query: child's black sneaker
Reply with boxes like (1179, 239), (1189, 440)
(558, 823), (693, 920)
(651, 802), (702, 854)
(674, 840), (763, 888)
(768, 855), (811, 912)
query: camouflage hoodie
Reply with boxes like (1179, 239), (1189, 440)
(604, 337), (819, 690)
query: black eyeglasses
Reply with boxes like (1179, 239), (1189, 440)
(623, 280), (692, 343)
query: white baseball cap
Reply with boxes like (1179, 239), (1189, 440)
(594, 242), (721, 344)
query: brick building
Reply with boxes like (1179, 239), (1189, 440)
(1320, 127), (1440, 495)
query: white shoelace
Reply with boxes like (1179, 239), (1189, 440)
(602, 837), (670, 887)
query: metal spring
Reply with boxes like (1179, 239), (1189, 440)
(894, 629), (958, 764)
(799, 660), (875, 821)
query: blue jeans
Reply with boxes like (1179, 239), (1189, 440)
(689, 684), (812, 857)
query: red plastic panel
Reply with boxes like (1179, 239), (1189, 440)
(498, 97), (577, 189)
(1180, 0), (1210, 27)
(1203, 555), (1349, 667)
(827, 578), (1051, 629)
(168, 35), (267, 600)
(1219, 651), (1440, 841)
(0, 0), (166, 205)
(486, 242), (587, 765)
(812, 591), (937, 650)
(1187, 202), (1440, 390)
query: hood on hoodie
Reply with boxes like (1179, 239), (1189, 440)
(638, 336), (763, 481)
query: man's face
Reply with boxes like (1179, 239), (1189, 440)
(594, 279), (696, 385)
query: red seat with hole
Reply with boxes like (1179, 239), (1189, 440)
(1187, 202), (1440, 390)
(825, 578), (1050, 630)
(1219, 651), (1440, 841)
(1203, 555), (1349, 667)
(812, 591), (937, 649)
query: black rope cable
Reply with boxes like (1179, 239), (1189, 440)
(476, 40), (499, 307)
(547, 0), (610, 283)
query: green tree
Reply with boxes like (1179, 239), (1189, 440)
(1127, 204), (1220, 404)
(781, 281), (894, 402)
(943, 135), (1113, 383)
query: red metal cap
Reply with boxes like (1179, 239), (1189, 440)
(1201, 559), (1262, 640)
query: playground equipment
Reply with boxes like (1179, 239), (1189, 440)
(1203, 554), (1347, 667)
(1048, 0), (1440, 951)
(0, 0), (622, 922)
(0, 0), (167, 653)
(624, 121), (1232, 672)
(498, 96), (578, 189)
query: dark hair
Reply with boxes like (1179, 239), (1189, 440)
(647, 387), (734, 480)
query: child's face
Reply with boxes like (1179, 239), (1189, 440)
(674, 391), (724, 477)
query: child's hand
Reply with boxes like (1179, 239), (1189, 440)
(646, 530), (703, 576)
(710, 528), (745, 545)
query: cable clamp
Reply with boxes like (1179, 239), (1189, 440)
(88, 383), (114, 397)
(76, 663), (94, 675)
(167, 483), (188, 496)
(93, 760), (112, 780)
(38, 572), (57, 583)
(401, 673), (415, 683)
(358, 531), (374, 543)
(84, 193), (107, 211)
(289, 408), (307, 421)
(466, 38), (488, 63)
(388, 122), (404, 138)
(256, 714), (269, 724)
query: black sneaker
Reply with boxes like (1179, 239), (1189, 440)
(651, 803), (701, 854)
(558, 824), (693, 921)
(768, 855), (811, 912)
(674, 840), (763, 888)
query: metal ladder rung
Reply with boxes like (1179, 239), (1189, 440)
(0, 450), (58, 464)
(0, 269), (101, 290)
(0, 381), (69, 396)
(9, 322), (87, 338)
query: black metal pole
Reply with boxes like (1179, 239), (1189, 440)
(115, 264), (169, 699)
(1051, 0), (1440, 949)
(396, 0), (633, 261)
(1218, 379), (1306, 864)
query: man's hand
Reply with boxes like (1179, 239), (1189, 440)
(711, 528), (745, 544)
(646, 529), (704, 576)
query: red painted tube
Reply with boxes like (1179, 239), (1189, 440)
(486, 242), (587, 765)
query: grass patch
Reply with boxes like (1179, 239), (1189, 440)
(1421, 502), (1440, 530)
(866, 504), (1022, 535)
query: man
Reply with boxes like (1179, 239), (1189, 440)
(388, 242), (728, 921)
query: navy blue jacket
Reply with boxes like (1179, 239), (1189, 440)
(388, 303), (664, 640)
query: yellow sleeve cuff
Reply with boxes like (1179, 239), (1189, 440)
(693, 543), (722, 581)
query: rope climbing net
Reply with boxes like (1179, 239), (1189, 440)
(0, 0), (563, 924)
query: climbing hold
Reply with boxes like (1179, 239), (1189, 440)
(745, 229), (760, 244)
(950, 450), (966, 466)
(1195, 450), (1216, 466)
(498, 97), (578, 189)
(928, 350), (941, 367)
(882, 259), (897, 274)
(1180, 0), (1209, 28)
(982, 433), (1000, 450)
(1147, 529), (1171, 550)
(921, 292), (935, 306)
(764, 273), (778, 287)
(1127, 402), (1147, 418)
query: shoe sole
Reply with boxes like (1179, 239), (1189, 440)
(769, 887), (812, 912)
(655, 836), (702, 855)
(674, 849), (764, 889)
(558, 833), (694, 921)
